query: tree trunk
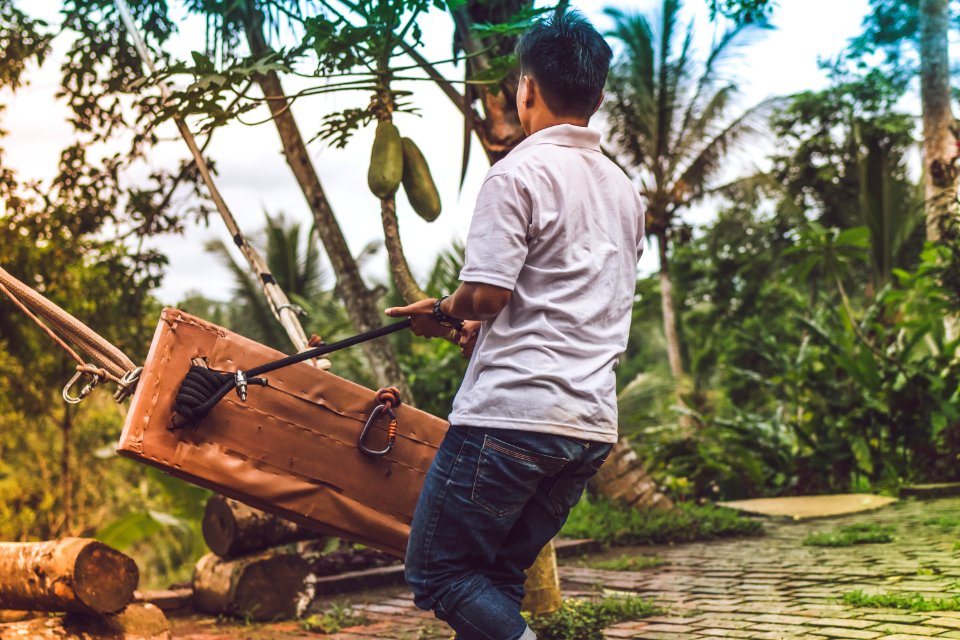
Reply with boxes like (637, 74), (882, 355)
(192, 550), (311, 621)
(919, 0), (957, 242)
(588, 438), (674, 510)
(521, 540), (562, 616)
(202, 495), (322, 559)
(381, 196), (427, 304)
(658, 233), (684, 379)
(0, 604), (170, 640)
(243, 10), (411, 401)
(0, 538), (139, 615)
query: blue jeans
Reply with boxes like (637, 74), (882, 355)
(405, 425), (612, 640)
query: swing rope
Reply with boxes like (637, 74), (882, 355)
(0, 266), (140, 403)
(114, 0), (325, 366)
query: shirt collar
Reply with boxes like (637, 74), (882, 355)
(512, 124), (602, 154)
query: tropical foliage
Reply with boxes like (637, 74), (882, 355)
(0, 0), (959, 594)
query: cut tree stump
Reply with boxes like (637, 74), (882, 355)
(192, 549), (311, 621)
(589, 437), (674, 510)
(202, 495), (322, 559)
(0, 538), (138, 615)
(0, 603), (170, 639)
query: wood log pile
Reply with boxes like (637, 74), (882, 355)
(192, 495), (327, 621)
(0, 537), (171, 639)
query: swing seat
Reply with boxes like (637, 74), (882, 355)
(117, 308), (448, 557)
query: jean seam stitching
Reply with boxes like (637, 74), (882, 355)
(450, 609), (502, 640)
(421, 426), (474, 594)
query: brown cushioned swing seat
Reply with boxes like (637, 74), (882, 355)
(116, 308), (448, 558)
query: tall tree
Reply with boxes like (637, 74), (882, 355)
(604, 0), (772, 383)
(848, 0), (959, 240)
(918, 0), (956, 241)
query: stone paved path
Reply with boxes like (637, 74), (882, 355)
(170, 496), (960, 639)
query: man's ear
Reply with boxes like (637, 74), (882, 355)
(593, 90), (605, 114)
(522, 75), (536, 108)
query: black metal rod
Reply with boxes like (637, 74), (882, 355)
(245, 319), (412, 378)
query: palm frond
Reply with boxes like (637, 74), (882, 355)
(653, 0), (682, 166)
(425, 239), (466, 297)
(676, 20), (770, 143)
(604, 9), (658, 168)
(674, 96), (780, 202)
(668, 83), (737, 179)
(205, 238), (284, 347)
(664, 18), (696, 159)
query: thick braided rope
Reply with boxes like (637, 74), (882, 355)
(0, 266), (135, 381)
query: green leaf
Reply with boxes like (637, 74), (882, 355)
(97, 512), (163, 550)
(850, 437), (874, 475)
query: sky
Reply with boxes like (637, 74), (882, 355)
(0, 0), (873, 305)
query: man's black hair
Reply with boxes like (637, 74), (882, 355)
(515, 10), (613, 119)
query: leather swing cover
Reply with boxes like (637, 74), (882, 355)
(116, 308), (448, 558)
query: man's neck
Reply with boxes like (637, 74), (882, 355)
(524, 113), (590, 136)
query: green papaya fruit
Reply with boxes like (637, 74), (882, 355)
(367, 121), (403, 199)
(401, 137), (441, 222)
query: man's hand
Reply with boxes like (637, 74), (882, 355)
(385, 298), (451, 338)
(457, 320), (481, 358)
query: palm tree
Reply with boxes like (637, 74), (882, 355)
(604, 0), (773, 383)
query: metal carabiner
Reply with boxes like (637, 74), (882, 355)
(358, 403), (397, 457)
(113, 366), (143, 404)
(63, 367), (101, 405)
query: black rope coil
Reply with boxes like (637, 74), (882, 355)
(171, 367), (266, 429)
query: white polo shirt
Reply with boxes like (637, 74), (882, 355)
(448, 123), (644, 444)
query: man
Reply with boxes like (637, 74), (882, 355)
(385, 10), (643, 640)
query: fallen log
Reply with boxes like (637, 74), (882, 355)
(192, 549), (310, 621)
(0, 538), (138, 615)
(0, 603), (170, 639)
(202, 495), (322, 558)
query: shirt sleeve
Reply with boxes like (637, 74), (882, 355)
(459, 173), (534, 291)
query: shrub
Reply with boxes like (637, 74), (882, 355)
(842, 590), (960, 612)
(527, 596), (661, 640)
(560, 497), (763, 546)
(802, 523), (894, 547)
(587, 554), (667, 571)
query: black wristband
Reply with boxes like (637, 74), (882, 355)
(433, 296), (464, 331)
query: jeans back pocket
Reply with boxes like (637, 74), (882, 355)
(471, 435), (569, 517)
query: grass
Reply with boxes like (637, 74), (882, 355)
(301, 604), (369, 634)
(842, 589), (960, 612)
(527, 595), (661, 640)
(802, 523), (895, 547)
(560, 497), (763, 547)
(586, 554), (668, 571)
(924, 516), (960, 530)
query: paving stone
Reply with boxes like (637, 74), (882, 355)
(807, 627), (882, 638)
(865, 614), (929, 624)
(689, 630), (757, 638)
(865, 623), (946, 636)
(926, 617), (960, 629)
(168, 496), (960, 640)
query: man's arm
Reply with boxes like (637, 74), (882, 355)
(384, 282), (511, 338)
(385, 172), (529, 338)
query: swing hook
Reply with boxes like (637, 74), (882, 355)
(63, 365), (102, 405)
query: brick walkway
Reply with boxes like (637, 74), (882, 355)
(171, 496), (960, 639)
